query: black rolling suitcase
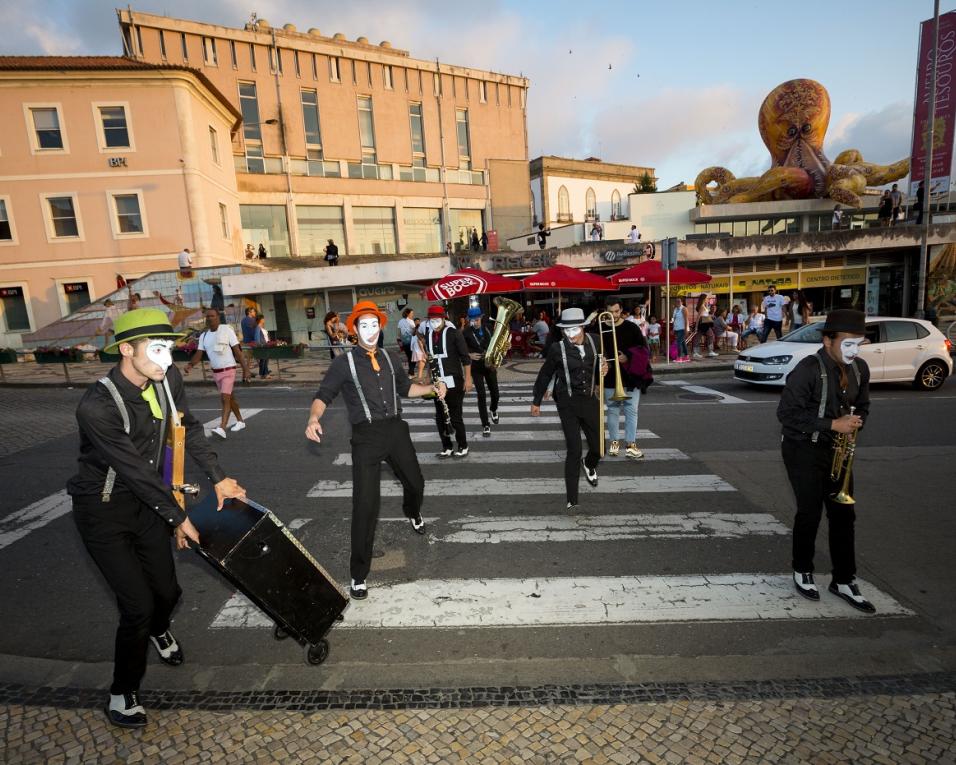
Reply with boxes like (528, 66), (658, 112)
(188, 493), (348, 665)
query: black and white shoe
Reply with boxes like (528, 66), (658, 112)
(453, 446), (469, 458)
(105, 692), (147, 728)
(490, 410), (499, 424)
(350, 580), (368, 600)
(482, 425), (491, 437)
(828, 580), (876, 614)
(581, 459), (598, 487)
(793, 572), (819, 601)
(437, 448), (454, 458)
(149, 630), (184, 666)
(410, 515), (426, 535)
(566, 502), (578, 511)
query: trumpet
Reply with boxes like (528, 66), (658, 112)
(830, 405), (857, 505)
(596, 311), (628, 458)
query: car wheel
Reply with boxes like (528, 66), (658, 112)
(914, 360), (949, 391)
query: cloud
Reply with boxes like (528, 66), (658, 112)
(825, 101), (912, 164)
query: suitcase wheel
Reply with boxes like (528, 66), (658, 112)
(305, 639), (330, 666)
(273, 624), (290, 641)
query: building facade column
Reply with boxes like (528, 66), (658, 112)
(173, 85), (210, 262)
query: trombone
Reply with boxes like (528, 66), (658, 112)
(596, 311), (628, 457)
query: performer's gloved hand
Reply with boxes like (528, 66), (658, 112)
(530, 404), (541, 417)
(175, 517), (200, 550)
(435, 381), (448, 400)
(214, 477), (247, 511)
(305, 417), (323, 443)
(600, 361), (609, 377)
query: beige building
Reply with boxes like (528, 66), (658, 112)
(0, 56), (242, 347)
(118, 9), (532, 260)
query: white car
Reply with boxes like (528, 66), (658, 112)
(733, 317), (953, 391)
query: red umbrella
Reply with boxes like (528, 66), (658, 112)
(611, 260), (711, 286)
(422, 268), (522, 301)
(521, 264), (615, 291)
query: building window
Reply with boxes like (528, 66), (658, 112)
(449, 209), (483, 251)
(0, 286), (30, 332)
(208, 125), (220, 165)
(244, 144), (265, 174)
(110, 192), (145, 235)
(30, 106), (64, 150)
(219, 203), (230, 239)
(240, 204), (291, 258)
(271, 47), (282, 74)
(136, 27), (144, 56)
(296, 205), (346, 257)
(97, 105), (131, 149)
(495, 82), (500, 105)
(311, 53), (318, 80)
(45, 195), (80, 238)
(456, 109), (471, 170)
(352, 206), (396, 255)
(403, 208), (442, 253)
(203, 37), (217, 65)
(329, 56), (340, 82)
(300, 89), (323, 159)
(159, 30), (167, 60)
(384, 65), (393, 90)
(230, 40), (238, 68)
(249, 43), (257, 71)
(0, 199), (14, 242)
(557, 186), (570, 222)
(611, 190), (622, 219)
(479, 81), (487, 103)
(403, 68), (409, 92)
(409, 102), (425, 156)
(62, 281), (91, 314)
(180, 32), (188, 60)
(238, 82), (262, 142)
(366, 61), (372, 86)
(294, 51), (301, 77)
(433, 72), (441, 96)
(351, 59), (357, 85)
(585, 188), (596, 219)
(357, 95), (376, 154)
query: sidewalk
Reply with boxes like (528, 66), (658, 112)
(0, 352), (736, 388)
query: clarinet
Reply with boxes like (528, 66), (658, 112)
(426, 353), (456, 438)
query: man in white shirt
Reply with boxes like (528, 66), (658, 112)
(177, 248), (193, 273)
(184, 309), (251, 438)
(760, 285), (788, 342)
(626, 225), (641, 244)
(397, 308), (416, 375)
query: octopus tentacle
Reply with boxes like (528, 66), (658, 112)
(695, 167), (737, 204)
(826, 166), (867, 207)
(728, 166), (814, 204)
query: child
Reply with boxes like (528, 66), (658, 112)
(411, 324), (427, 383)
(647, 316), (661, 359)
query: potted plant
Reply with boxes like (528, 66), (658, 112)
(249, 340), (308, 360)
(0, 348), (17, 365)
(34, 346), (85, 363)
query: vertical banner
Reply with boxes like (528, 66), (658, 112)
(910, 10), (956, 197)
(928, 243), (956, 321)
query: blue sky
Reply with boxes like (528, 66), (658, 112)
(3, 0), (953, 187)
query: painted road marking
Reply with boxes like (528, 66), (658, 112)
(409, 430), (659, 442)
(432, 513), (787, 543)
(211, 574), (911, 629)
(307, 475), (734, 498)
(287, 518), (313, 531)
(657, 380), (749, 404)
(202, 408), (264, 436)
(0, 490), (72, 551)
(333, 448), (687, 466)
(405, 416), (604, 426)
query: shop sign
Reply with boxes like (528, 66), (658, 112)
(673, 267), (867, 296)
(63, 282), (89, 294)
(0, 286), (24, 298)
(450, 252), (558, 272)
(600, 242), (655, 263)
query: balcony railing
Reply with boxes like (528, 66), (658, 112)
(233, 155), (484, 185)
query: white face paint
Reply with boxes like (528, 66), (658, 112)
(563, 326), (583, 342)
(145, 339), (174, 372)
(840, 337), (864, 364)
(470, 318), (482, 327)
(429, 318), (443, 330)
(356, 316), (380, 346)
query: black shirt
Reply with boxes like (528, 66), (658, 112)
(315, 347), (411, 425)
(777, 349), (870, 445)
(461, 321), (493, 358)
(423, 326), (471, 381)
(533, 336), (599, 407)
(594, 320), (645, 389)
(66, 364), (226, 527)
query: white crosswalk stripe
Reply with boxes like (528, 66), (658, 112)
(0, 490), (72, 551)
(202, 408), (264, 436)
(409, 430), (659, 442)
(333, 448), (687, 465)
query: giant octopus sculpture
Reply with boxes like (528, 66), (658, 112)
(695, 78), (908, 208)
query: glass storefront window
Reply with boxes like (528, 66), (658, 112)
(449, 209), (483, 251)
(746, 220), (760, 236)
(352, 206), (396, 255)
(0, 286), (30, 331)
(297, 206), (345, 257)
(403, 208), (442, 253)
(240, 204), (291, 258)
(732, 221), (747, 237)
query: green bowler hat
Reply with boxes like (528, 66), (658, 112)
(104, 308), (185, 354)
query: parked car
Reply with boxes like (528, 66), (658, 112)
(733, 317), (953, 391)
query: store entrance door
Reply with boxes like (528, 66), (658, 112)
(866, 265), (905, 317)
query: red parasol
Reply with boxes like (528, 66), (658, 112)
(521, 264), (616, 291)
(422, 268), (522, 301)
(611, 260), (711, 287)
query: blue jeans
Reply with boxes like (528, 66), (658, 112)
(604, 387), (641, 443)
(675, 329), (687, 357)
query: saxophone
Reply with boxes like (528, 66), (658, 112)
(484, 296), (522, 368)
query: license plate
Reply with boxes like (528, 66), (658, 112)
(735, 362), (754, 373)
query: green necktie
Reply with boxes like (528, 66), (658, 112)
(141, 384), (163, 420)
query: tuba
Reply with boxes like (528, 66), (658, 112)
(484, 296), (522, 368)
(596, 311), (629, 458)
(830, 406), (857, 505)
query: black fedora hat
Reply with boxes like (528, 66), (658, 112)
(821, 309), (865, 336)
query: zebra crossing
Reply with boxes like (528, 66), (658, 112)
(210, 380), (912, 631)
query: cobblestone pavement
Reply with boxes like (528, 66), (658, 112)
(0, 388), (85, 458)
(2, 692), (954, 764)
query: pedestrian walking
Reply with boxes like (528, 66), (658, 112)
(777, 309), (875, 614)
(67, 308), (246, 728)
(423, 304), (472, 457)
(324, 239), (339, 266)
(305, 300), (444, 600)
(760, 285), (787, 342)
(184, 309), (251, 438)
(790, 290), (811, 330)
(889, 183), (903, 225)
(461, 306), (500, 437)
(254, 315), (273, 379)
(397, 308), (416, 375)
(597, 300), (647, 459)
(671, 296), (689, 362)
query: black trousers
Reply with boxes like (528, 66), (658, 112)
(433, 380), (467, 449)
(72, 493), (182, 695)
(471, 361), (499, 427)
(402, 341), (414, 376)
(350, 417), (424, 582)
(782, 438), (856, 583)
(558, 394), (602, 504)
(760, 319), (783, 342)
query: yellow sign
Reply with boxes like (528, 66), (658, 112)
(673, 267), (866, 296)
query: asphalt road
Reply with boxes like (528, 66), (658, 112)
(1, 370), (954, 693)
